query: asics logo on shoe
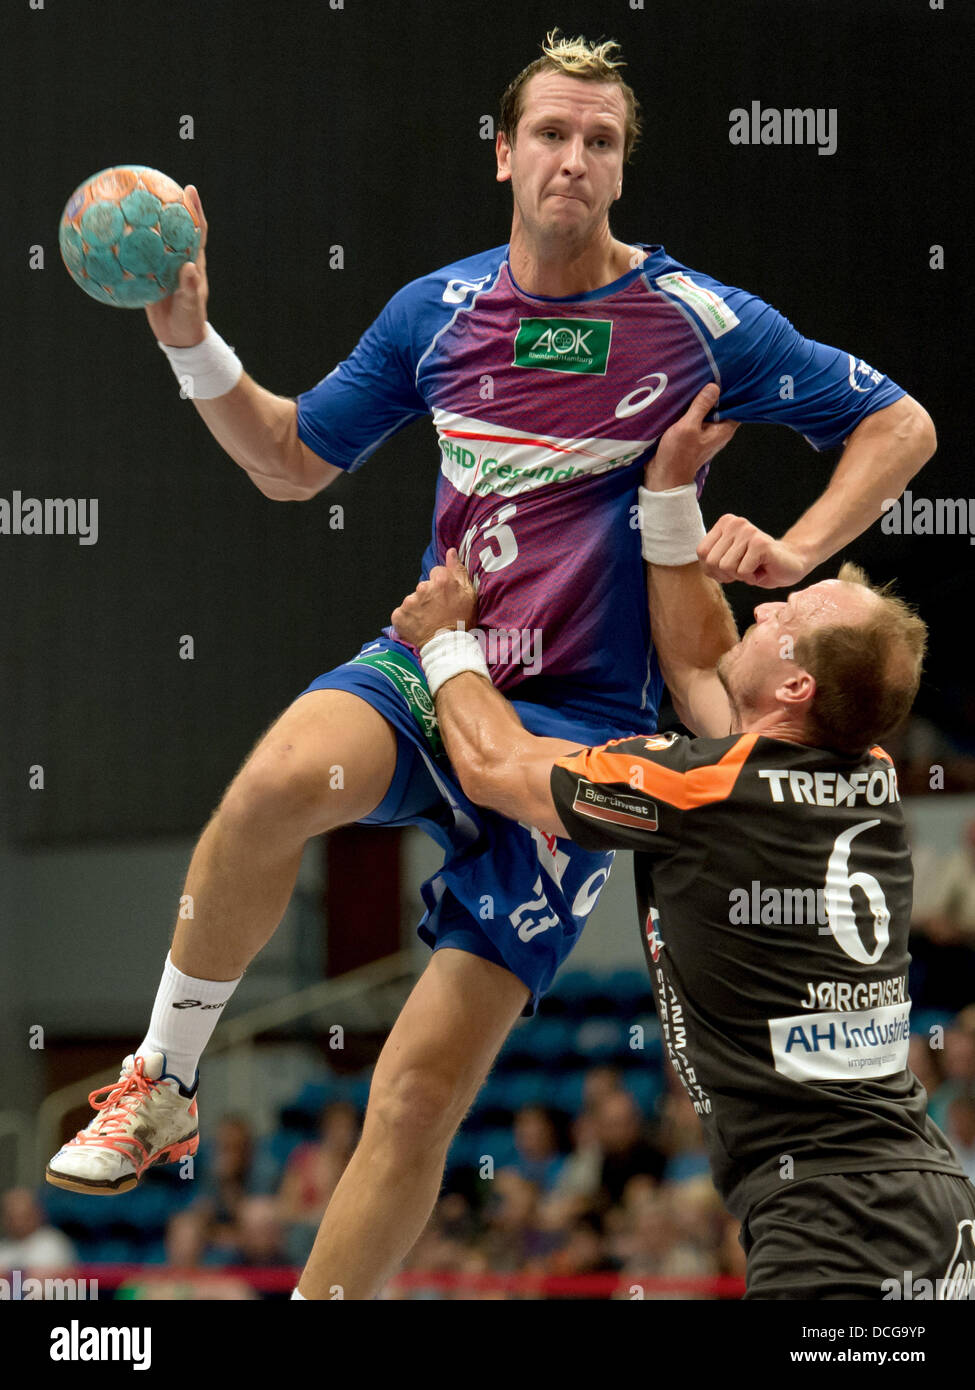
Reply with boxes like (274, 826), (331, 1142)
(171, 999), (226, 1010)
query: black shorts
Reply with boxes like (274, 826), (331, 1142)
(741, 1169), (975, 1300)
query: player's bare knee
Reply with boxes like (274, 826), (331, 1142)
(366, 1066), (467, 1150)
(219, 741), (341, 840)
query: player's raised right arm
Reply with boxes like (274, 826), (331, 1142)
(643, 386), (739, 736)
(145, 186), (339, 501)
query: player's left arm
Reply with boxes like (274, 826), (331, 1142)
(701, 395), (935, 588)
(692, 285), (936, 588)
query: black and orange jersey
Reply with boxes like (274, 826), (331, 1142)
(550, 731), (964, 1220)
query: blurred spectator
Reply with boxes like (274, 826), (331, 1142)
(278, 1102), (359, 1263)
(883, 717), (975, 795)
(228, 1196), (289, 1268)
(910, 817), (975, 1008)
(546, 1211), (615, 1281)
(945, 1096), (975, 1183)
(929, 1019), (975, 1131)
(165, 1208), (210, 1269)
(908, 1033), (944, 1097)
(582, 1065), (625, 1110)
(658, 1088), (710, 1183)
(480, 1172), (550, 1270)
(0, 1189), (75, 1273)
(511, 1106), (565, 1192)
(592, 1090), (666, 1206)
(193, 1114), (276, 1251)
(718, 1213), (748, 1280)
(115, 1207), (257, 1300)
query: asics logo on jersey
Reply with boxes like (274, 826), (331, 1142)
(614, 373), (669, 419)
(442, 274), (492, 305)
(848, 354), (884, 393)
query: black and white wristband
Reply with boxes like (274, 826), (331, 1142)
(638, 484), (706, 565)
(157, 323), (243, 399)
(419, 629), (490, 698)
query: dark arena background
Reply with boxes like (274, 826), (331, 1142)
(1, 0), (973, 1353)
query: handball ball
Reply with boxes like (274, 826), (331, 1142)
(58, 166), (201, 307)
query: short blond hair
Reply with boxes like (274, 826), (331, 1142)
(794, 562), (928, 756)
(499, 29), (643, 163)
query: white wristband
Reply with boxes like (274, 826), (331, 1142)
(419, 629), (490, 699)
(638, 484), (706, 565)
(157, 323), (243, 399)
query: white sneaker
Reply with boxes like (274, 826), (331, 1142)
(46, 1052), (199, 1195)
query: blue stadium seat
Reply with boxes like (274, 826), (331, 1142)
(911, 1009), (955, 1037)
(88, 1237), (135, 1263)
(474, 1128), (518, 1169)
(114, 1182), (175, 1234)
(574, 1017), (629, 1062)
(624, 1070), (664, 1117)
(626, 1012), (664, 1063)
(664, 1151), (712, 1183)
(547, 969), (597, 1015)
(522, 1017), (575, 1065)
(267, 1127), (309, 1171)
(43, 1189), (118, 1234)
(445, 1130), (483, 1170)
(502, 1072), (551, 1111)
(469, 1075), (515, 1122)
(552, 1070), (588, 1115)
(606, 968), (654, 1014)
(497, 1020), (538, 1067)
(349, 1074), (372, 1110)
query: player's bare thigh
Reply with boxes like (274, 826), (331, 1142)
(220, 688), (400, 837)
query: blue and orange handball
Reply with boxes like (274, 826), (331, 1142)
(59, 166), (201, 307)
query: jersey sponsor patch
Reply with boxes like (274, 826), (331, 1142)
(433, 409), (649, 498)
(349, 649), (443, 757)
(643, 733), (680, 752)
(572, 778), (657, 832)
(768, 1001), (911, 1082)
(513, 318), (613, 375)
(654, 273), (741, 339)
(645, 907), (664, 962)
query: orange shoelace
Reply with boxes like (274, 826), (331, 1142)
(68, 1056), (161, 1163)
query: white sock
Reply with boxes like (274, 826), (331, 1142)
(136, 952), (242, 1089)
(291, 1288), (306, 1300)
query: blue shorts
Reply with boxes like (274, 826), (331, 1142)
(300, 637), (619, 1015)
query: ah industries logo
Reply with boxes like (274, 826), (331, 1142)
(513, 318), (612, 375)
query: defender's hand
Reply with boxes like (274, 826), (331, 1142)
(145, 184), (209, 348)
(391, 549), (478, 648)
(698, 516), (810, 588)
(645, 383), (739, 490)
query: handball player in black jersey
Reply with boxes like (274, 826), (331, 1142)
(391, 385), (975, 1300)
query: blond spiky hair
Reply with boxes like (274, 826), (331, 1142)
(540, 29), (627, 73)
(499, 29), (643, 162)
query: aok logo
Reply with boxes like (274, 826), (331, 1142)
(513, 318), (612, 375)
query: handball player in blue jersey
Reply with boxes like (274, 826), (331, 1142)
(47, 32), (935, 1299)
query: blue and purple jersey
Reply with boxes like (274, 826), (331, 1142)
(296, 244), (904, 743)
